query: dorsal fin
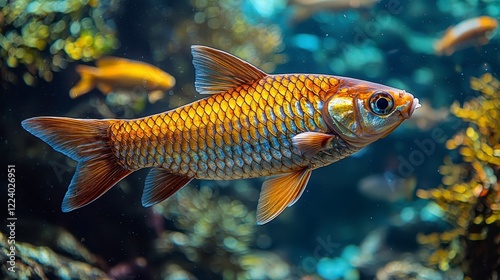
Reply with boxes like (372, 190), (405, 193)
(191, 45), (268, 95)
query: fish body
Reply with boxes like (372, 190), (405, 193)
(434, 16), (498, 56)
(110, 74), (356, 179)
(70, 57), (176, 98)
(22, 46), (420, 224)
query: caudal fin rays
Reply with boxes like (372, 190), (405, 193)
(21, 117), (132, 211)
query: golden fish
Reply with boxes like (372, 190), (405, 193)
(434, 16), (498, 56)
(69, 57), (176, 98)
(22, 46), (420, 224)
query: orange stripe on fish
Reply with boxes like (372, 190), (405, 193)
(22, 46), (420, 224)
(434, 16), (498, 56)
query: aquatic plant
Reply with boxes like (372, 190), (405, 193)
(153, 184), (290, 279)
(0, 231), (108, 279)
(376, 260), (452, 280)
(0, 0), (119, 85)
(417, 73), (500, 279)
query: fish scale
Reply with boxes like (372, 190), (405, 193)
(109, 74), (343, 179)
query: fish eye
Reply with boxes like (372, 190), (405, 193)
(369, 91), (394, 115)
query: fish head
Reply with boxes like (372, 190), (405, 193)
(479, 16), (499, 32)
(323, 78), (420, 148)
(146, 69), (176, 91)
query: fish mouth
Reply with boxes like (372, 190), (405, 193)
(402, 95), (421, 119)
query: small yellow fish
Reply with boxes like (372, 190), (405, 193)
(434, 16), (498, 56)
(22, 46), (420, 224)
(69, 57), (176, 98)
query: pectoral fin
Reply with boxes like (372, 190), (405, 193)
(292, 132), (336, 157)
(257, 169), (312, 225)
(142, 168), (193, 207)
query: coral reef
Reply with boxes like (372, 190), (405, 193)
(23, 222), (104, 268)
(417, 73), (500, 279)
(153, 184), (290, 279)
(0, 0), (119, 85)
(0, 231), (108, 279)
(0, 184), (291, 280)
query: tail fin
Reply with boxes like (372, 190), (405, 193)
(21, 117), (132, 212)
(70, 65), (98, 99)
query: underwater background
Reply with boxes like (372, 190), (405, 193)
(1, 0), (500, 279)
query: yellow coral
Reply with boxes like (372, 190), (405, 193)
(417, 74), (500, 276)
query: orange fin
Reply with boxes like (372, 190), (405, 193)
(142, 168), (193, 207)
(97, 82), (114, 94)
(257, 169), (312, 225)
(191, 45), (267, 95)
(21, 117), (132, 212)
(70, 65), (98, 99)
(292, 132), (336, 157)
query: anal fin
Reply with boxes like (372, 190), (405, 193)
(257, 169), (312, 225)
(142, 168), (192, 207)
